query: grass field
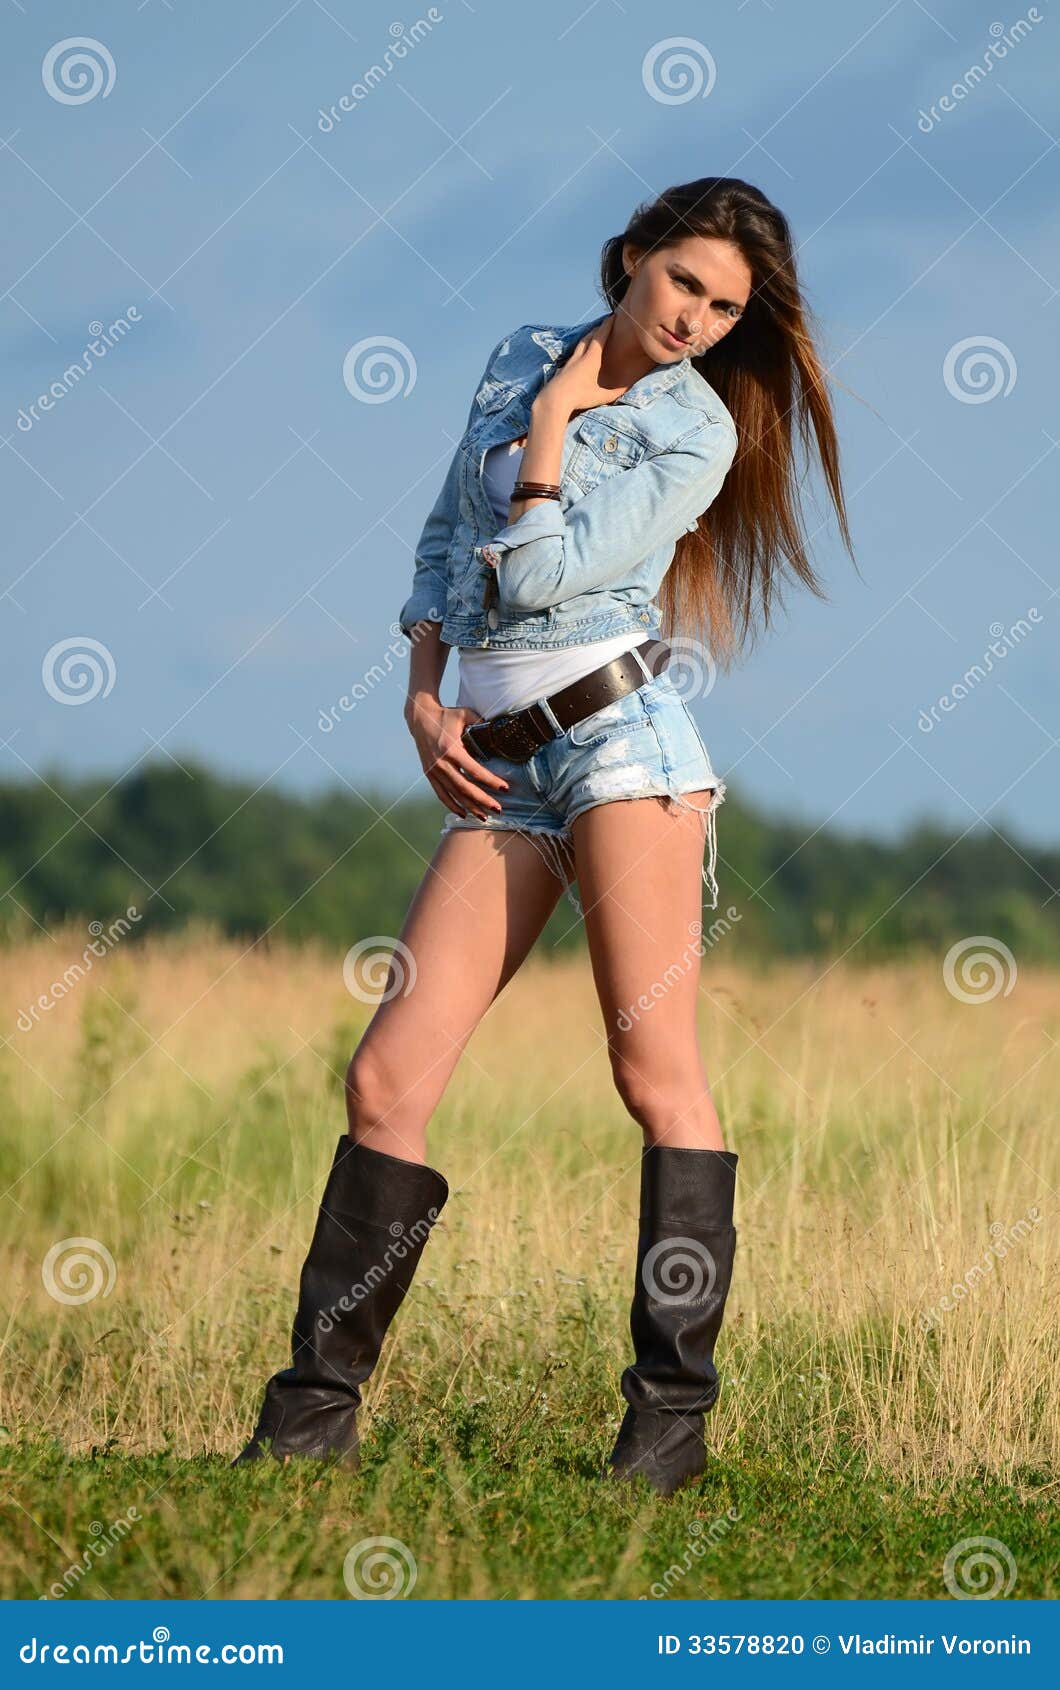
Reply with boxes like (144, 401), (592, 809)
(1, 927), (1056, 1600)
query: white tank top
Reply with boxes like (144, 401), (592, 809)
(457, 435), (645, 718)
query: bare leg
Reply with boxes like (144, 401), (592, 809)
(344, 827), (567, 1162)
(571, 792), (725, 1151)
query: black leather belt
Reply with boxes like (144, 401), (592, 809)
(460, 638), (671, 765)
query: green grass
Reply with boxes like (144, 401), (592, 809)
(2, 940), (1057, 1599)
(6, 1431), (1055, 1601)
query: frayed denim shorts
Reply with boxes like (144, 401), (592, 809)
(441, 660), (727, 917)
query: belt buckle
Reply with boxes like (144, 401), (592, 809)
(475, 710), (542, 764)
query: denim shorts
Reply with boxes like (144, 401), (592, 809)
(441, 662), (727, 916)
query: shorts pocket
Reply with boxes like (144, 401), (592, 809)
(565, 685), (651, 749)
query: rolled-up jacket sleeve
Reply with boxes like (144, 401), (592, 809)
(397, 332), (513, 639)
(485, 416), (738, 614)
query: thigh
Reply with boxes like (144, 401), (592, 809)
(571, 793), (711, 1062)
(355, 824), (565, 1098)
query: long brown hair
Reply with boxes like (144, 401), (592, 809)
(600, 177), (857, 667)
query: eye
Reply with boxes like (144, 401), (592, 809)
(672, 272), (694, 292)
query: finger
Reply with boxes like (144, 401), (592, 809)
(443, 743), (509, 791)
(441, 762), (505, 814)
(425, 769), (467, 818)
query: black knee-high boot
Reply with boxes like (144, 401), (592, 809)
(232, 1134), (449, 1468)
(607, 1144), (738, 1497)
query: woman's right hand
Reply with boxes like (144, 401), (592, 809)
(404, 697), (510, 819)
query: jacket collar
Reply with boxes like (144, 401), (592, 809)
(528, 312), (694, 410)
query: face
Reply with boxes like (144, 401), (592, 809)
(619, 235), (752, 362)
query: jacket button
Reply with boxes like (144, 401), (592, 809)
(486, 607), (500, 629)
(604, 436), (618, 451)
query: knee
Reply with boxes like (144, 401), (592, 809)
(609, 1055), (695, 1135)
(344, 1043), (398, 1129)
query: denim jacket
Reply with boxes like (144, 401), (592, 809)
(398, 309), (738, 650)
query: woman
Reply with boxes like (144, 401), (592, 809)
(233, 177), (854, 1496)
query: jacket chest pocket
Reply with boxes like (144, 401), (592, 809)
(566, 415), (647, 494)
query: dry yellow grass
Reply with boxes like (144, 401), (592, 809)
(2, 924), (1056, 1493)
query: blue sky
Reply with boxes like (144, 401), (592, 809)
(3, 0), (1057, 844)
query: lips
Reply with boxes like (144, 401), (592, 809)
(661, 326), (690, 348)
